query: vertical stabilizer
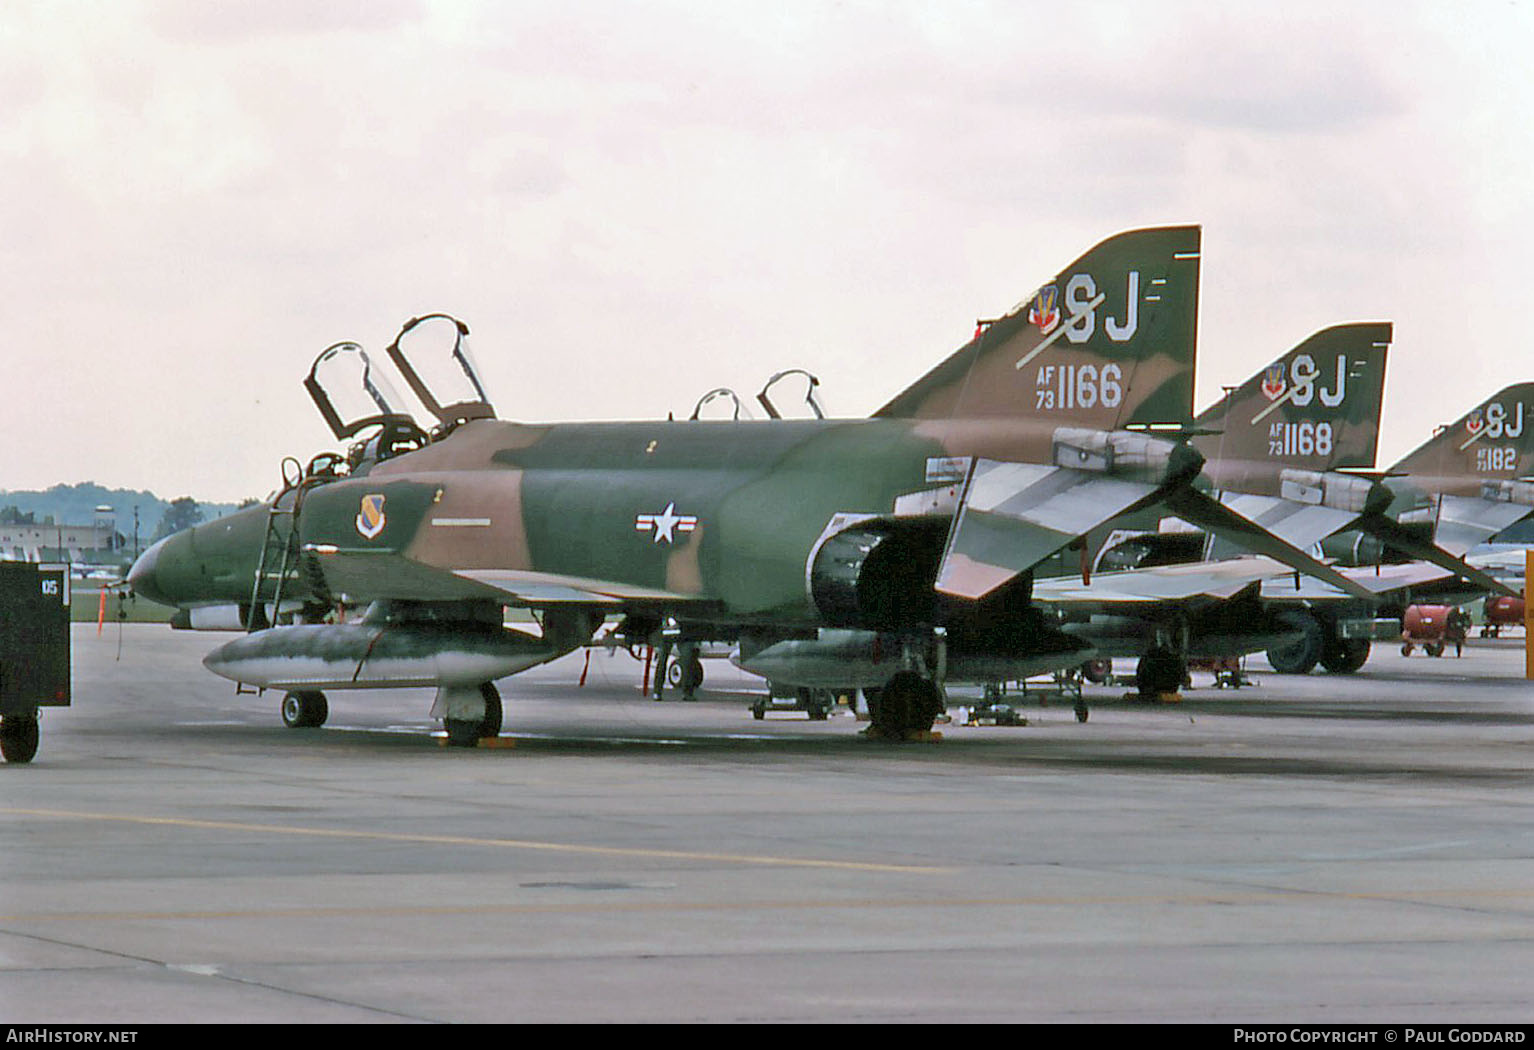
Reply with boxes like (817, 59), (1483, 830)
(876, 225), (1201, 429)
(1390, 383), (1534, 495)
(1194, 322), (1392, 494)
(1386, 383), (1534, 556)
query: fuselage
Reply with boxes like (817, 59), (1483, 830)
(129, 414), (1123, 627)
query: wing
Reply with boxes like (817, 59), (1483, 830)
(1258, 560), (1463, 601)
(452, 568), (707, 606)
(1033, 556), (1293, 613)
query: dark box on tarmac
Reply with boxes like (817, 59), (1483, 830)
(0, 562), (71, 715)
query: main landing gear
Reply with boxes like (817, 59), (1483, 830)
(1266, 610), (1371, 675)
(657, 642), (704, 701)
(443, 683), (503, 747)
(1134, 648), (1186, 699)
(278, 682), (505, 747)
(862, 670), (945, 741)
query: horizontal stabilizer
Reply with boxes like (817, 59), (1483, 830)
(1353, 512), (1519, 597)
(1164, 487), (1375, 600)
(935, 459), (1167, 599)
(1208, 492), (1362, 557)
(1431, 495), (1534, 558)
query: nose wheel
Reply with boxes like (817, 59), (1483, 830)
(280, 691), (329, 728)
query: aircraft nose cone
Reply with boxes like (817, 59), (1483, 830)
(127, 536), (171, 607)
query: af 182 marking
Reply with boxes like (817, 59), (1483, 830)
(1476, 446), (1519, 472)
(1268, 421), (1333, 458)
(1034, 363), (1123, 411)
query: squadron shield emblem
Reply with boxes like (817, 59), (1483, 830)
(1028, 286), (1060, 333)
(1260, 362), (1287, 401)
(356, 494), (387, 540)
(1465, 408), (1485, 437)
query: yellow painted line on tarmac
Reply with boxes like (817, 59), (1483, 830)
(0, 806), (953, 875)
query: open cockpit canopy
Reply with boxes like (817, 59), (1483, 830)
(303, 340), (429, 474)
(385, 313), (496, 431)
(305, 341), (417, 439)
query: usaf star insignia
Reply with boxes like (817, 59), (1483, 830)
(635, 502), (697, 544)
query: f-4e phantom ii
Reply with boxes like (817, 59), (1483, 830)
(1028, 320), (1399, 693)
(129, 225), (1371, 744)
(1034, 330), (1527, 690)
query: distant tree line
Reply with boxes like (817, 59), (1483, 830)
(149, 497), (204, 543)
(0, 505), (49, 526)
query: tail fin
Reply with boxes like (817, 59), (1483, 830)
(1194, 322), (1392, 494)
(1389, 383), (1534, 496)
(875, 225), (1200, 429)
(1386, 383), (1534, 558)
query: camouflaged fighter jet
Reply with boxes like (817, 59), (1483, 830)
(1231, 381), (1533, 677)
(1036, 330), (1524, 688)
(1030, 322), (1398, 692)
(128, 225), (1371, 744)
(1261, 382), (1534, 665)
(1373, 383), (1534, 556)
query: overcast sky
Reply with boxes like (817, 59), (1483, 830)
(4, 0), (1531, 502)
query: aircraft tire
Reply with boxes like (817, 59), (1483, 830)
(886, 671), (944, 734)
(871, 675), (912, 737)
(0, 715), (39, 764)
(680, 656), (704, 698)
(1081, 659), (1112, 685)
(864, 672), (940, 738)
(1135, 650), (1183, 696)
(444, 719), (481, 748)
(1319, 637), (1370, 674)
(281, 691), (328, 729)
(860, 686), (883, 724)
(479, 683), (503, 739)
(797, 687), (832, 720)
(1267, 612), (1323, 674)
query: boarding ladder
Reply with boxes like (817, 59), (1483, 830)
(246, 456), (332, 633)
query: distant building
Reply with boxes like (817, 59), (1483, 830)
(0, 523), (126, 563)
